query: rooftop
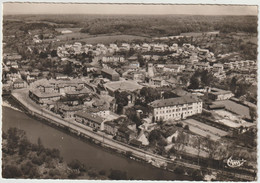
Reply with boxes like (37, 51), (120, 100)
(101, 68), (120, 76)
(30, 90), (61, 98)
(149, 96), (201, 108)
(104, 80), (143, 92)
(210, 88), (233, 95)
(75, 111), (104, 124)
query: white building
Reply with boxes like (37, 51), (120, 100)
(149, 96), (203, 121)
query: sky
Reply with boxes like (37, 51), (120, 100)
(3, 3), (258, 16)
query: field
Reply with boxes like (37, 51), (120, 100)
(183, 119), (228, 136)
(183, 119), (227, 141)
(55, 27), (82, 32)
(213, 100), (250, 118)
(180, 32), (203, 37)
(56, 33), (149, 45)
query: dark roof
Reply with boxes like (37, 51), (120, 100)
(104, 121), (118, 128)
(75, 111), (104, 124)
(101, 68), (119, 76)
(149, 96), (201, 108)
(129, 139), (142, 146)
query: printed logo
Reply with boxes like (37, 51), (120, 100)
(227, 156), (246, 168)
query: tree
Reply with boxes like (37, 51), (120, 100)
(184, 125), (189, 131)
(201, 70), (214, 87)
(9, 67), (18, 74)
(188, 75), (200, 89)
(194, 136), (202, 165)
(162, 91), (177, 99)
(148, 129), (162, 143)
(21, 161), (40, 178)
(139, 87), (160, 104)
(192, 170), (203, 181)
(174, 167), (185, 175)
(39, 52), (48, 59)
(50, 50), (57, 57)
(230, 77), (237, 93)
(68, 159), (86, 172)
(174, 130), (186, 152)
(18, 137), (30, 155)
(137, 54), (145, 67)
(249, 106), (257, 121)
(63, 62), (73, 76)
(115, 91), (129, 114)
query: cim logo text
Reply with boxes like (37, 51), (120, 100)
(227, 156), (246, 168)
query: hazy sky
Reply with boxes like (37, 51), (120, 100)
(3, 3), (258, 16)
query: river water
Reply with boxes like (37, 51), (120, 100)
(2, 100), (190, 180)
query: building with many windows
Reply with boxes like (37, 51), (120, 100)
(149, 96), (203, 121)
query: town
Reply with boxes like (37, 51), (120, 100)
(2, 13), (257, 181)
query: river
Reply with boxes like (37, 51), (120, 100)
(2, 99), (190, 180)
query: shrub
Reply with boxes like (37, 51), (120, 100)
(99, 170), (106, 176)
(108, 169), (128, 180)
(88, 169), (98, 178)
(184, 125), (190, 131)
(2, 165), (22, 178)
(176, 122), (183, 128)
(68, 159), (86, 172)
(32, 155), (44, 166)
(174, 167), (185, 175)
(48, 169), (61, 178)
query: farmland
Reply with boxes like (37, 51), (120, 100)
(56, 33), (149, 44)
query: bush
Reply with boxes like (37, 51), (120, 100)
(88, 169), (98, 178)
(49, 169), (61, 178)
(68, 159), (86, 172)
(192, 170), (203, 181)
(99, 170), (106, 176)
(176, 122), (183, 128)
(126, 151), (132, 157)
(32, 155), (44, 166)
(184, 125), (190, 131)
(68, 170), (79, 179)
(108, 169), (128, 180)
(21, 161), (40, 178)
(2, 165), (22, 178)
(174, 167), (185, 175)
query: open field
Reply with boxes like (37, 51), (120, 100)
(56, 32), (90, 40)
(55, 27), (82, 32)
(77, 34), (149, 44)
(186, 125), (220, 141)
(183, 119), (228, 137)
(213, 100), (250, 118)
(180, 32), (203, 37)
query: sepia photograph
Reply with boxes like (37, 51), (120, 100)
(1, 2), (258, 181)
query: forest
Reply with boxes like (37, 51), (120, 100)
(3, 14), (257, 37)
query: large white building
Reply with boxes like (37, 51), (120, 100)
(149, 96), (203, 121)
